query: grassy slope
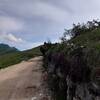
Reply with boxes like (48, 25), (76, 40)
(70, 28), (100, 49)
(69, 28), (100, 68)
(0, 46), (42, 69)
(47, 28), (100, 73)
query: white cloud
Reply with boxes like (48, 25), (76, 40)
(0, 33), (24, 43)
(1, 0), (100, 50)
(0, 16), (23, 32)
(1, 0), (100, 25)
(0, 32), (42, 50)
(19, 41), (43, 50)
(31, 2), (69, 23)
(0, 1), (69, 23)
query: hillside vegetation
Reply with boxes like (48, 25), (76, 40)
(0, 44), (18, 56)
(0, 44), (42, 69)
(41, 20), (100, 100)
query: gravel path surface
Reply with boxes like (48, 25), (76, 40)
(0, 56), (48, 100)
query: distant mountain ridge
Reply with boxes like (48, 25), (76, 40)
(0, 43), (41, 69)
(0, 43), (19, 56)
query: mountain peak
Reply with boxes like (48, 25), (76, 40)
(0, 43), (19, 55)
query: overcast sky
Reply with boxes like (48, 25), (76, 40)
(0, 0), (100, 50)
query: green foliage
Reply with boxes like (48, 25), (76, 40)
(41, 20), (100, 100)
(0, 44), (18, 56)
(0, 46), (42, 69)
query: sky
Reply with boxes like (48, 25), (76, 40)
(0, 0), (100, 50)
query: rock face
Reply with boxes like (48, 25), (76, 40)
(67, 78), (99, 100)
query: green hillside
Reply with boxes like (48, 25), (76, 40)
(0, 44), (18, 56)
(0, 45), (42, 69)
(70, 28), (100, 50)
(40, 20), (100, 100)
(69, 27), (100, 69)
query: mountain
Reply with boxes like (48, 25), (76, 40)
(0, 44), (42, 69)
(0, 43), (18, 56)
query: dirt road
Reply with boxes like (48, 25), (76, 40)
(0, 56), (45, 100)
